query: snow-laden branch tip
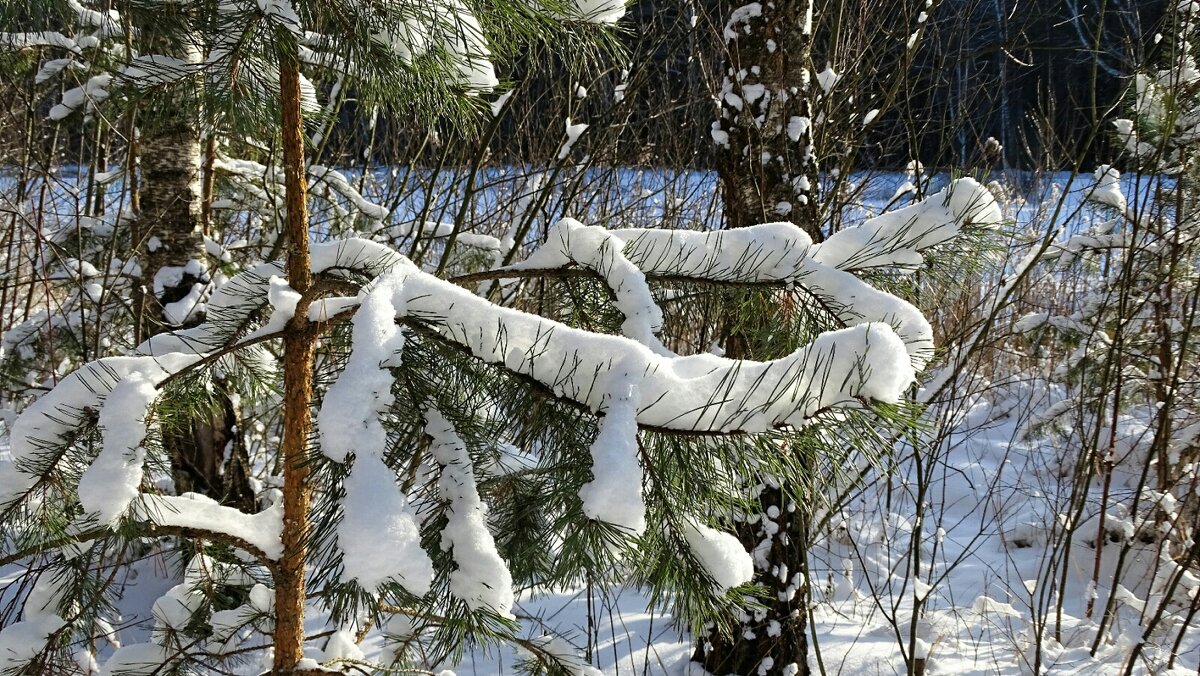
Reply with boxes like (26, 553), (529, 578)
(682, 519), (755, 592)
(561, 0), (626, 24)
(425, 409), (515, 615)
(1087, 165), (1128, 215)
(318, 270), (431, 594)
(811, 177), (1002, 271)
(577, 354), (646, 533)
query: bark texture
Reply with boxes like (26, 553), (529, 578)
(167, 396), (257, 511)
(697, 1), (817, 674)
(272, 53), (317, 675)
(695, 481), (812, 676)
(132, 44), (255, 511)
(134, 44), (208, 338)
(713, 0), (820, 240)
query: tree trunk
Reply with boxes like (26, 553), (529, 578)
(695, 483), (812, 676)
(994, 0), (1011, 170)
(272, 52), (317, 675)
(697, 1), (817, 674)
(133, 45), (207, 339)
(713, 0), (820, 240)
(132, 44), (255, 512)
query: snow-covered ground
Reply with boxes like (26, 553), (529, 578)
(39, 376), (1188, 675)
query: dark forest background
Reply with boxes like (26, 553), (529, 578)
(1, 0), (1168, 171)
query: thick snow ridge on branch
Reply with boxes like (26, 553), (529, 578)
(811, 177), (1002, 271)
(415, 276), (911, 427)
(607, 178), (998, 280)
(509, 179), (997, 369)
(132, 494), (283, 560)
(310, 239), (916, 433)
(0, 354), (190, 507)
(515, 218), (669, 355)
(513, 224), (941, 370)
(425, 410), (515, 615)
(78, 372), (160, 526)
(616, 221), (814, 283)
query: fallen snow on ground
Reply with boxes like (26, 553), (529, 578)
(10, 383), (1183, 675)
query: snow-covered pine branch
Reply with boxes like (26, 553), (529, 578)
(495, 177), (1001, 368)
(0, 186), (963, 579)
(0, 194), (957, 669)
(3, 178), (1001, 550)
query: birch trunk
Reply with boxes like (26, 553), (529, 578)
(134, 45), (206, 337)
(133, 43), (255, 511)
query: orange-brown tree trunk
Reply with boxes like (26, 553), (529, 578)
(273, 52), (317, 674)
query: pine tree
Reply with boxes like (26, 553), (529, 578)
(0, 2), (1001, 675)
(0, 0), (623, 673)
(0, 178), (1001, 676)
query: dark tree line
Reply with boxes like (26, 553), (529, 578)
(310, 0), (1169, 170)
(0, 0), (1172, 173)
(897, 0), (1165, 169)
